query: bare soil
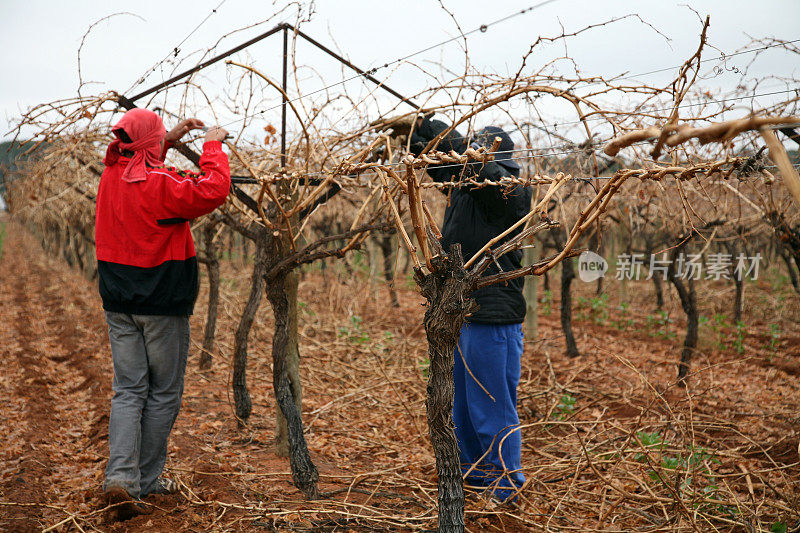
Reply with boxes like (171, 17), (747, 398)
(1, 218), (798, 532)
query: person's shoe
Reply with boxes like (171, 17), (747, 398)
(104, 486), (152, 521)
(487, 482), (525, 506)
(148, 477), (179, 495)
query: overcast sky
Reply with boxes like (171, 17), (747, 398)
(1, 0), (798, 143)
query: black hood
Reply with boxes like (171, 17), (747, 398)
(473, 126), (520, 171)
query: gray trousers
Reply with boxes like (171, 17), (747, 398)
(103, 312), (189, 498)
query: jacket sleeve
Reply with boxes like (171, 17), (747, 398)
(410, 118), (471, 188)
(154, 141), (231, 220)
(468, 162), (516, 215)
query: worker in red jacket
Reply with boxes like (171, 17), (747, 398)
(95, 108), (230, 519)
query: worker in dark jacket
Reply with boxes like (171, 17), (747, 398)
(96, 108), (230, 518)
(410, 116), (529, 502)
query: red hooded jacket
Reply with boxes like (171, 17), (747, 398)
(96, 130), (230, 315)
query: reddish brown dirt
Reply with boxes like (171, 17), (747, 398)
(1, 220), (111, 531)
(1, 218), (799, 532)
(0, 222), (274, 531)
(0, 220), (426, 532)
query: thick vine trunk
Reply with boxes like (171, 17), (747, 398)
(416, 245), (477, 533)
(724, 242), (745, 323)
(779, 248), (800, 293)
(266, 271), (319, 499)
(551, 232), (579, 357)
(673, 277), (698, 385)
(272, 173), (304, 455)
(560, 257), (580, 357)
(200, 223), (220, 371)
(769, 212), (800, 285)
(652, 271), (665, 310)
(274, 269), (303, 457)
(379, 233), (400, 307)
(668, 245), (699, 385)
(232, 241), (267, 424)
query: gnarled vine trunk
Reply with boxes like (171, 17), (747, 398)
(779, 247), (800, 294)
(554, 230), (579, 357)
(668, 240), (699, 385)
(560, 257), (580, 357)
(199, 221), (220, 371)
(724, 241), (745, 323)
(266, 270), (319, 499)
(379, 232), (400, 308)
(672, 276), (698, 385)
(274, 269), (303, 458)
(232, 240), (267, 424)
(416, 244), (477, 533)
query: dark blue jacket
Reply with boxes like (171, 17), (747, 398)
(410, 118), (531, 324)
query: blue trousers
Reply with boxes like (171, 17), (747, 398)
(453, 322), (525, 500)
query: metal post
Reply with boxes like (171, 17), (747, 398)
(281, 27), (288, 170)
(291, 26), (419, 110)
(524, 240), (540, 341)
(118, 23), (422, 213)
(124, 21), (418, 110)
(522, 123), (538, 341)
(127, 23), (289, 103)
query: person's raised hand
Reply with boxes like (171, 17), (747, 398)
(165, 118), (205, 143)
(204, 126), (229, 143)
